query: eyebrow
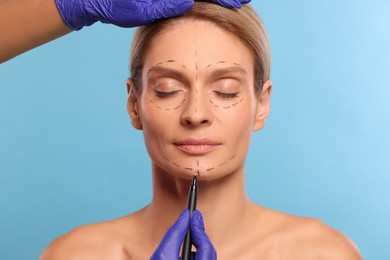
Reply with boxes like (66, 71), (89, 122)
(209, 66), (248, 80)
(147, 66), (187, 81)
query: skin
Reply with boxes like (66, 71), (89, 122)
(40, 20), (362, 259)
(0, 0), (71, 63)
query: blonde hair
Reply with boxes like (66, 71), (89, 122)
(130, 2), (271, 93)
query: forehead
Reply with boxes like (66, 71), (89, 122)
(143, 19), (254, 70)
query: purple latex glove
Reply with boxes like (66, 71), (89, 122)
(55, 0), (252, 31)
(55, 0), (194, 30)
(150, 209), (216, 260)
(190, 210), (217, 260)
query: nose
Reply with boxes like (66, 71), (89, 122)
(180, 88), (212, 127)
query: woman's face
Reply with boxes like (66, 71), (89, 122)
(128, 19), (271, 180)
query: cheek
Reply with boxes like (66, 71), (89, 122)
(139, 99), (176, 141)
(227, 100), (256, 128)
(225, 102), (256, 147)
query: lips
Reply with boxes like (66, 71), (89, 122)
(174, 139), (221, 155)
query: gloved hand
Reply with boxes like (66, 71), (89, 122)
(55, 0), (194, 30)
(55, 0), (252, 31)
(150, 209), (217, 260)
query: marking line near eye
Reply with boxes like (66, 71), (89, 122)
(148, 61), (245, 111)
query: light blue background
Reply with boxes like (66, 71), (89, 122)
(1, 0), (389, 259)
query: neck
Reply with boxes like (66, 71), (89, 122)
(144, 164), (254, 251)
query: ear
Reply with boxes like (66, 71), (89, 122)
(253, 80), (272, 131)
(126, 78), (143, 130)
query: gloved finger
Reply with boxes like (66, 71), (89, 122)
(212, 0), (250, 8)
(190, 252), (197, 260)
(150, 209), (190, 260)
(190, 210), (217, 260)
(148, 0), (194, 21)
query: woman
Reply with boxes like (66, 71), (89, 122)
(41, 2), (362, 259)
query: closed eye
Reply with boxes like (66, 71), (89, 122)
(155, 90), (183, 98)
(213, 91), (239, 99)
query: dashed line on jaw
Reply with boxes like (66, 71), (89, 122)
(160, 154), (237, 174)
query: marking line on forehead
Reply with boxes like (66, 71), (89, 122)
(152, 60), (188, 69)
(206, 62), (243, 69)
(194, 39), (198, 70)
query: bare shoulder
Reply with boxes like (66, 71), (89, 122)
(39, 214), (138, 260)
(290, 216), (362, 259)
(254, 206), (362, 259)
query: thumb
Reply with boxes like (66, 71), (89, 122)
(190, 210), (217, 260)
(150, 209), (190, 260)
